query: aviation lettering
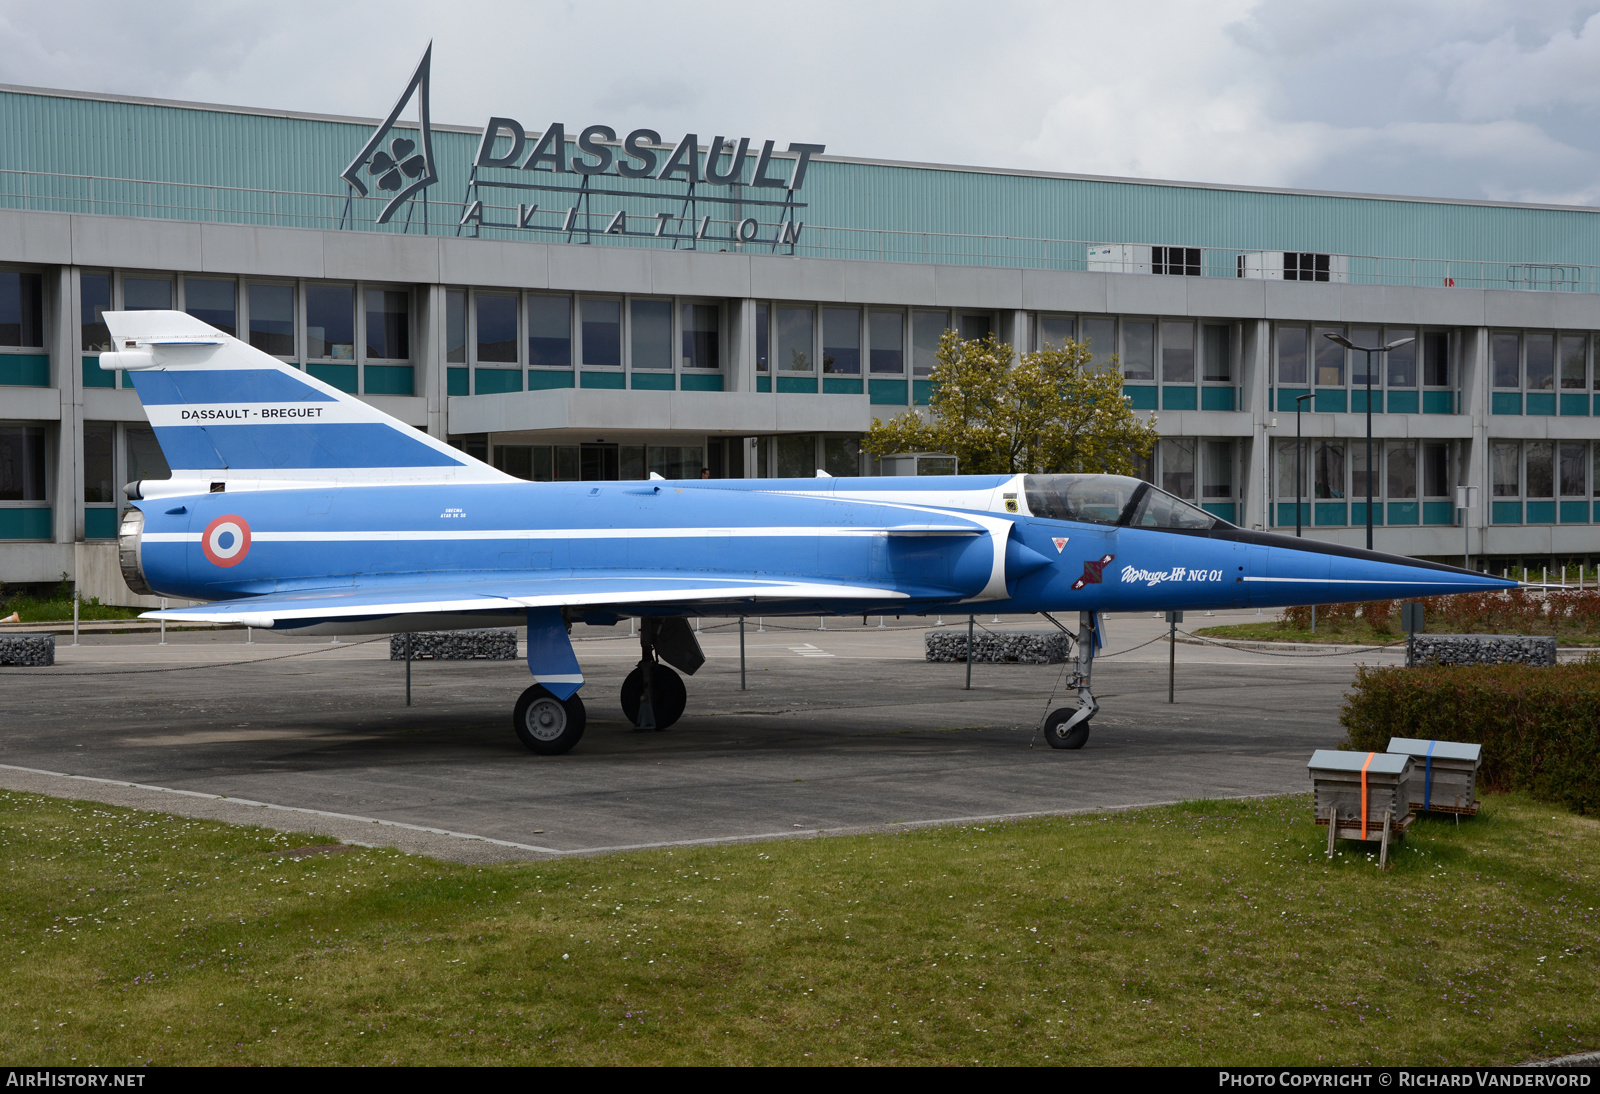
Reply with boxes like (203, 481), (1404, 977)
(1119, 565), (1223, 587)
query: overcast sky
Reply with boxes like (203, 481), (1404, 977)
(5, 0), (1600, 205)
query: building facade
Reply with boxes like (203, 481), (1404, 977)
(2, 80), (1599, 605)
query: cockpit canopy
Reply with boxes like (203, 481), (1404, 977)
(1022, 474), (1227, 531)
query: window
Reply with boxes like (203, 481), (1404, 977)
(82, 421), (114, 503)
(632, 300), (672, 369)
(776, 434), (814, 477)
(0, 272), (42, 348)
(1526, 442), (1554, 500)
(81, 273), (112, 352)
(527, 295), (571, 367)
(1423, 331), (1451, 386)
(364, 289), (409, 360)
(581, 298), (621, 368)
(1351, 444), (1378, 502)
(1038, 315), (1074, 351)
(911, 312), (948, 379)
(755, 304), (770, 372)
(1159, 438), (1194, 499)
(1422, 442), (1451, 498)
(1560, 443), (1587, 498)
(681, 303), (719, 369)
(1082, 317), (1116, 373)
(778, 307), (813, 372)
(248, 284), (295, 358)
(1386, 442), (1416, 500)
(1314, 327), (1345, 386)
(1386, 330), (1416, 387)
(1560, 335), (1586, 389)
(305, 284), (355, 359)
(1202, 325), (1230, 382)
(868, 311), (903, 374)
(1492, 442), (1520, 497)
(1275, 440), (1306, 502)
(0, 425), (46, 500)
(446, 290), (467, 364)
(476, 294), (518, 364)
(1122, 321), (1154, 381)
(822, 308), (860, 374)
(1277, 327), (1307, 386)
(958, 314), (991, 341)
(1349, 328), (1379, 385)
(122, 277), (171, 312)
(1492, 333), (1520, 388)
(823, 437), (860, 477)
(1202, 441), (1233, 499)
(1315, 441), (1345, 500)
(1152, 247), (1200, 276)
(1284, 252), (1332, 282)
(1160, 321), (1194, 384)
(1525, 334), (1555, 391)
(185, 279), (236, 337)
(647, 446), (703, 479)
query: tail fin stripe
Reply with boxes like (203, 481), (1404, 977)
(131, 370), (336, 405)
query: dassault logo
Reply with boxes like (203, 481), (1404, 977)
(340, 43), (437, 224)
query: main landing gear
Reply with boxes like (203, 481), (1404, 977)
(1041, 610), (1100, 750)
(513, 685), (587, 755)
(622, 617), (703, 731)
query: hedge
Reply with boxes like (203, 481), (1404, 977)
(1339, 656), (1600, 815)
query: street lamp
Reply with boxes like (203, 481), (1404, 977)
(1323, 333), (1414, 550)
(1295, 392), (1314, 537)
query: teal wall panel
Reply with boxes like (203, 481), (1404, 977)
(474, 368), (522, 394)
(1560, 393), (1590, 416)
(447, 367), (468, 396)
(1385, 390), (1418, 414)
(912, 380), (934, 405)
(362, 364), (413, 395)
(1276, 387), (1310, 412)
(1492, 392), (1522, 415)
(527, 370), (574, 390)
(1387, 501), (1419, 525)
(1492, 501), (1522, 524)
(777, 376), (817, 394)
(1200, 386), (1234, 411)
(630, 373), (673, 391)
(1350, 389), (1380, 414)
(756, 375), (771, 392)
(822, 377), (861, 395)
(84, 507), (118, 539)
(1275, 502), (1309, 527)
(1526, 500), (1556, 523)
(0, 354), (48, 386)
(0, 508), (50, 538)
(1423, 390), (1455, 414)
(869, 378), (907, 405)
(1422, 501), (1455, 525)
(1201, 502), (1236, 523)
(1350, 501), (1383, 526)
(1526, 392), (1556, 416)
(682, 373), (725, 392)
(81, 356), (113, 389)
(1124, 385), (1157, 410)
(1560, 500), (1590, 523)
(1315, 388), (1347, 413)
(1314, 502), (1346, 526)
(308, 363), (357, 392)
(1160, 385), (1196, 410)
(580, 371), (624, 389)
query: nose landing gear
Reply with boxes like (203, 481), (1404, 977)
(513, 684), (587, 754)
(1042, 610), (1099, 750)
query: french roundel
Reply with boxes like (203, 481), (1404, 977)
(201, 514), (252, 568)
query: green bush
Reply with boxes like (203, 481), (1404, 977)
(1340, 656), (1600, 815)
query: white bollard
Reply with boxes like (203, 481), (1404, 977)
(246, 626), (253, 645)
(71, 595), (79, 647)
(158, 597), (167, 646)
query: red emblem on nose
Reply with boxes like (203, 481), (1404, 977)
(1071, 553), (1114, 591)
(201, 515), (252, 568)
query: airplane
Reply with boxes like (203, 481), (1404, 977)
(103, 310), (1516, 755)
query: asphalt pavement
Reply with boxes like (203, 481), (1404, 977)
(0, 610), (1400, 861)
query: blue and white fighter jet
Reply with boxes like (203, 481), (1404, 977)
(104, 311), (1514, 755)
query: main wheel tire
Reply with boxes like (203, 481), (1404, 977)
(1042, 707), (1091, 750)
(620, 663), (688, 730)
(513, 685), (587, 755)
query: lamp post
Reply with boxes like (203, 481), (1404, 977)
(1324, 333), (1414, 551)
(1295, 392), (1314, 537)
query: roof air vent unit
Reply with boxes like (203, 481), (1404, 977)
(1237, 251), (1349, 283)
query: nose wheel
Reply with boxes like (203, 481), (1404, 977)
(513, 684), (587, 755)
(1041, 609), (1099, 751)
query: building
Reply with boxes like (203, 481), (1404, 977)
(2, 69), (1599, 607)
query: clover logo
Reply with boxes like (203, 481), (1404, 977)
(368, 136), (427, 192)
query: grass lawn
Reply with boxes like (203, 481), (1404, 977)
(0, 594), (142, 624)
(1193, 621), (1598, 647)
(1, 789), (1596, 1066)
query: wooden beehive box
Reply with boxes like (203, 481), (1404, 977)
(1308, 749), (1415, 844)
(1385, 737), (1482, 815)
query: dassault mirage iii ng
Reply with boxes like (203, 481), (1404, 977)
(105, 311), (1515, 755)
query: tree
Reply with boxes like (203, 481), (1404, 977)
(861, 331), (1160, 476)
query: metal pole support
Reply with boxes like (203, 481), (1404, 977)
(739, 616), (747, 691)
(405, 632), (412, 707)
(965, 615), (974, 690)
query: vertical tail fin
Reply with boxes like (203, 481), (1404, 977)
(101, 310), (507, 494)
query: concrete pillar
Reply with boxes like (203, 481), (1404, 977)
(52, 264), (81, 548)
(1240, 319), (1272, 529)
(1463, 327), (1489, 560)
(419, 282), (445, 438)
(730, 296), (756, 393)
